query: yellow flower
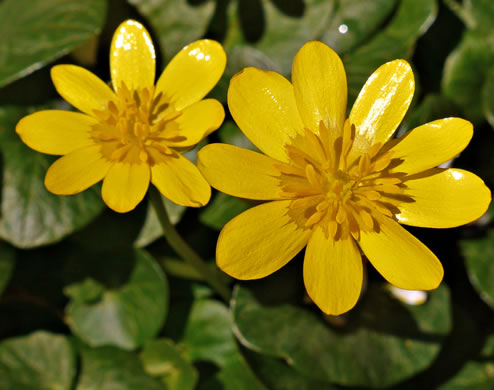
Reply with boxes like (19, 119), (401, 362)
(16, 20), (226, 213)
(198, 41), (491, 315)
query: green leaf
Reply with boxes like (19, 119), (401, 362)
(0, 106), (104, 248)
(66, 249), (169, 350)
(253, 0), (335, 75)
(65, 277), (105, 303)
(200, 192), (251, 230)
(0, 243), (15, 296)
(140, 339), (198, 390)
(344, 0), (437, 103)
(243, 351), (337, 390)
(0, 331), (75, 390)
(135, 196), (186, 248)
(179, 299), (266, 390)
(442, 30), (494, 123)
(465, 0), (494, 32)
(181, 299), (237, 366)
(76, 343), (165, 390)
(225, 0), (335, 75)
(482, 68), (494, 128)
(129, 0), (215, 62)
(321, 0), (396, 54)
(199, 351), (268, 390)
(438, 332), (494, 390)
(461, 228), (494, 309)
(232, 283), (451, 387)
(0, 0), (107, 87)
(446, 0), (494, 34)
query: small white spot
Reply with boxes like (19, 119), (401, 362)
(126, 20), (142, 29)
(388, 286), (427, 305)
(115, 35), (124, 49)
(197, 52), (205, 60)
(451, 170), (464, 180)
(338, 24), (348, 34)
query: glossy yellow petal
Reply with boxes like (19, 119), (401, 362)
(197, 143), (282, 200)
(155, 40), (226, 111)
(110, 19), (156, 92)
(304, 228), (362, 315)
(359, 216), (443, 290)
(45, 144), (111, 194)
(102, 162), (150, 213)
(389, 118), (473, 175)
(228, 68), (304, 162)
(151, 153), (210, 207)
(348, 60), (414, 163)
(51, 65), (115, 115)
(292, 41), (347, 137)
(397, 168), (491, 228)
(16, 110), (95, 155)
(217, 200), (311, 279)
(167, 99), (224, 148)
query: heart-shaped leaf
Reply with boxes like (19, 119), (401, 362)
(0, 0), (106, 87)
(0, 106), (104, 248)
(442, 30), (494, 123)
(141, 339), (198, 390)
(344, 0), (437, 103)
(232, 283), (451, 387)
(76, 343), (165, 390)
(66, 249), (168, 350)
(461, 228), (494, 310)
(321, 0), (396, 54)
(0, 331), (76, 390)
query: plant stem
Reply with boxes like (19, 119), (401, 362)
(150, 187), (231, 302)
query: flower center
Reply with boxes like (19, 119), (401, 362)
(90, 82), (184, 164)
(278, 120), (410, 241)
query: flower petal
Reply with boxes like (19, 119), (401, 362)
(304, 228), (362, 315)
(167, 99), (224, 148)
(389, 118), (473, 175)
(151, 153), (210, 207)
(349, 60), (414, 162)
(217, 200), (311, 279)
(228, 67), (304, 162)
(16, 110), (95, 155)
(45, 144), (111, 195)
(51, 65), (115, 115)
(197, 143), (282, 200)
(359, 216), (443, 290)
(110, 19), (156, 92)
(397, 168), (491, 228)
(102, 162), (150, 213)
(155, 40), (226, 111)
(292, 41), (347, 137)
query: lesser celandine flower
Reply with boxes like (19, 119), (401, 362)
(198, 41), (491, 315)
(17, 20), (226, 212)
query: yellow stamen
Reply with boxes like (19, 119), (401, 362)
(280, 118), (403, 239)
(91, 82), (185, 164)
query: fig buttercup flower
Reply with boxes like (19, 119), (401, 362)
(198, 41), (491, 315)
(17, 19), (226, 212)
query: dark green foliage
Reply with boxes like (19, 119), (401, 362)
(1, 0), (494, 389)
